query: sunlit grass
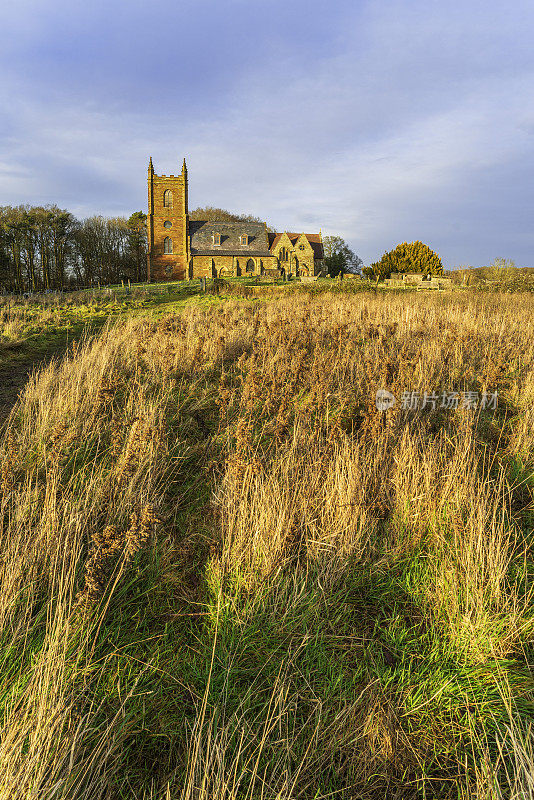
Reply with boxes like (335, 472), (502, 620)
(0, 289), (533, 798)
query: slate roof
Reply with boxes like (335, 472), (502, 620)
(189, 220), (271, 256)
(268, 232), (324, 259)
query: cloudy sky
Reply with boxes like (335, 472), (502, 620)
(1, 0), (533, 268)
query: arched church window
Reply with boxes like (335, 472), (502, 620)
(246, 259), (255, 273)
(164, 237), (173, 254)
(163, 190), (173, 208)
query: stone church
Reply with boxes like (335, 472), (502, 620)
(147, 158), (324, 281)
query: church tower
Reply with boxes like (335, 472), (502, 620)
(147, 158), (189, 281)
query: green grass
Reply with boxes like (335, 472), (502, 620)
(0, 276), (407, 369)
(63, 533), (534, 796)
(0, 282), (240, 366)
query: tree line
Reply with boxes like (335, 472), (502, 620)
(0, 204), (273, 293)
(0, 202), (369, 291)
(189, 206), (273, 228)
(0, 206), (148, 293)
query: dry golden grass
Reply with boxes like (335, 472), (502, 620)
(0, 289), (533, 798)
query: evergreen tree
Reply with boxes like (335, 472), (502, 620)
(370, 241), (443, 281)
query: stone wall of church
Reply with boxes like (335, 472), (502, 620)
(272, 235), (320, 277)
(148, 172), (188, 281)
(191, 255), (234, 278)
(191, 255), (279, 278)
(294, 238), (315, 276)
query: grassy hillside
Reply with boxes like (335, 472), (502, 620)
(0, 287), (533, 798)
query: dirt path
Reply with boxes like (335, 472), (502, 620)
(0, 345), (69, 427)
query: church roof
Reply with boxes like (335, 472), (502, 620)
(189, 220), (271, 256)
(268, 232), (324, 259)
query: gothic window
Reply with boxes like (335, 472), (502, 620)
(246, 259), (255, 273)
(163, 190), (173, 208)
(164, 220), (172, 229)
(163, 237), (173, 254)
(279, 247), (288, 262)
